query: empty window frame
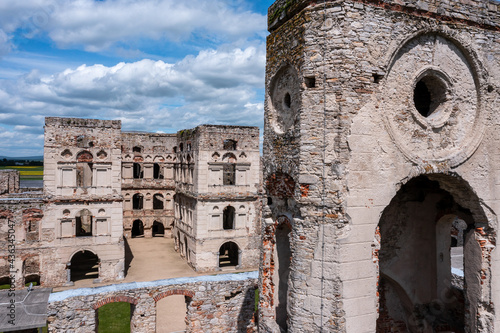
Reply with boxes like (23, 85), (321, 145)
(76, 209), (93, 237)
(223, 206), (235, 230)
(223, 164), (236, 185)
(133, 194), (144, 210)
(223, 139), (237, 150)
(133, 163), (143, 179)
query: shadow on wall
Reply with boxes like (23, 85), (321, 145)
(237, 286), (258, 332)
(124, 238), (134, 276)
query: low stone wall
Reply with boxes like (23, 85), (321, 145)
(0, 170), (19, 195)
(47, 271), (258, 332)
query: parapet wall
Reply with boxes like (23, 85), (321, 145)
(0, 170), (19, 195)
(269, 0), (500, 31)
(47, 272), (258, 332)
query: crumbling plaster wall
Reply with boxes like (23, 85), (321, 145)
(0, 199), (47, 289)
(121, 132), (176, 238)
(261, 0), (500, 332)
(173, 125), (261, 272)
(43, 117), (125, 286)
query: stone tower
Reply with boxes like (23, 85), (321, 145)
(261, 0), (500, 332)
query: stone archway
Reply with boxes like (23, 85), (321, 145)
(375, 174), (494, 332)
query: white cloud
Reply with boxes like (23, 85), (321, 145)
(0, 44), (265, 155)
(0, 30), (12, 57)
(0, 0), (266, 52)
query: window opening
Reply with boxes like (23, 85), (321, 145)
(132, 193), (143, 210)
(153, 194), (164, 210)
(223, 139), (237, 150)
(223, 164), (236, 185)
(133, 163), (143, 179)
(223, 206), (235, 230)
(153, 163), (164, 179)
(76, 209), (92, 237)
(413, 74), (447, 117)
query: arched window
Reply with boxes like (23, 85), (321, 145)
(133, 163), (143, 179)
(223, 206), (235, 230)
(132, 194), (143, 210)
(76, 209), (92, 237)
(153, 194), (164, 210)
(222, 153), (237, 185)
(76, 151), (93, 187)
(132, 220), (144, 238)
(153, 163), (164, 179)
(219, 242), (239, 268)
(70, 250), (99, 282)
(23, 256), (40, 287)
(132, 146), (142, 153)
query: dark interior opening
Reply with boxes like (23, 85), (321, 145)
(219, 242), (239, 268)
(132, 220), (144, 238)
(283, 92), (291, 109)
(70, 250), (99, 282)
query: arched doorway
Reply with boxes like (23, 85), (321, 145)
(70, 250), (99, 282)
(218, 242), (239, 268)
(375, 175), (491, 332)
(132, 220), (144, 238)
(152, 221), (164, 237)
(155, 295), (191, 333)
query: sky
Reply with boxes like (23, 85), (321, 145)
(0, 0), (275, 157)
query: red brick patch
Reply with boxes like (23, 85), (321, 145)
(92, 296), (138, 309)
(153, 289), (195, 302)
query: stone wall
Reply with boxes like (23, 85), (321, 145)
(173, 125), (261, 272)
(0, 170), (19, 195)
(47, 272), (258, 333)
(0, 198), (46, 289)
(121, 132), (176, 238)
(262, 0), (500, 332)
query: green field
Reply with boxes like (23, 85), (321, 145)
(97, 302), (131, 332)
(0, 166), (43, 180)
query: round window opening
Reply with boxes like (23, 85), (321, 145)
(413, 75), (448, 118)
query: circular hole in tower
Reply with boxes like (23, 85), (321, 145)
(413, 75), (447, 117)
(283, 92), (291, 109)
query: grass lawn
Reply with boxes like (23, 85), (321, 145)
(0, 166), (43, 180)
(98, 302), (131, 333)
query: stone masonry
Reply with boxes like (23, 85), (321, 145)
(173, 125), (261, 272)
(121, 132), (176, 239)
(0, 170), (19, 195)
(46, 272), (258, 333)
(261, 0), (500, 332)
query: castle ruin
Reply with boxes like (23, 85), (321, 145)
(261, 0), (500, 332)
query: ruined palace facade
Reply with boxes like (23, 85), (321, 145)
(261, 0), (500, 332)
(172, 125), (261, 272)
(0, 117), (260, 289)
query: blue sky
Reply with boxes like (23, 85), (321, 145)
(0, 0), (275, 157)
